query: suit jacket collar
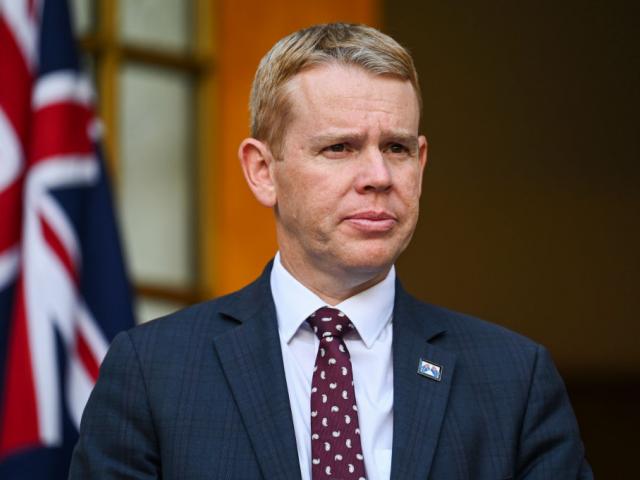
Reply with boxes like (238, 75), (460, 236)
(213, 264), (456, 480)
(213, 262), (302, 480)
(390, 280), (457, 480)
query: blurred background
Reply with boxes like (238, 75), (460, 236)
(65, 0), (640, 476)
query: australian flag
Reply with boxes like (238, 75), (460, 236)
(0, 0), (135, 478)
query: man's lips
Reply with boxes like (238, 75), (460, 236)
(343, 211), (397, 232)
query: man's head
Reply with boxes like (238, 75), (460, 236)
(249, 23), (422, 157)
(240, 23), (427, 302)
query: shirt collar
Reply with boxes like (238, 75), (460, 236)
(270, 252), (395, 349)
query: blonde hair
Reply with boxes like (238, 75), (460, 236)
(249, 23), (421, 156)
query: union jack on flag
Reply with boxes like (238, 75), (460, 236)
(0, 0), (134, 478)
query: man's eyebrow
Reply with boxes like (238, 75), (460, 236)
(308, 131), (419, 147)
(308, 132), (366, 145)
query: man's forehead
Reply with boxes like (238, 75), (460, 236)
(284, 64), (420, 116)
(289, 63), (415, 95)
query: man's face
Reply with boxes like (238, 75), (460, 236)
(270, 63), (427, 286)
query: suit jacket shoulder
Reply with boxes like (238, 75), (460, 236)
(129, 262), (272, 341)
(70, 264), (303, 480)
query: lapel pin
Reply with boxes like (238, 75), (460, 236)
(417, 358), (443, 381)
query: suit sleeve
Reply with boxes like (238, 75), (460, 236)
(68, 331), (160, 479)
(516, 345), (593, 479)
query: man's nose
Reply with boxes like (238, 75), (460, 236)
(356, 147), (392, 193)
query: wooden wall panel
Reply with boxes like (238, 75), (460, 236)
(210, 0), (380, 295)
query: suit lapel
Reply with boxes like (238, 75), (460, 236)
(390, 284), (457, 480)
(212, 267), (302, 480)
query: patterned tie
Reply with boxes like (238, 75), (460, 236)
(308, 307), (367, 480)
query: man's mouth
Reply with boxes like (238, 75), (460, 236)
(343, 211), (397, 232)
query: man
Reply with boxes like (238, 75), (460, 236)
(70, 23), (592, 479)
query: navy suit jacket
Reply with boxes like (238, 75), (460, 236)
(69, 264), (592, 479)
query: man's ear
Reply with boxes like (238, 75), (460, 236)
(238, 138), (277, 207)
(417, 134), (428, 195)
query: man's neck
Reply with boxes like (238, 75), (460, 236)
(278, 252), (391, 306)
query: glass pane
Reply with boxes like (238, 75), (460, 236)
(69, 0), (94, 36)
(80, 53), (96, 90)
(118, 63), (196, 288)
(119, 0), (193, 52)
(136, 296), (185, 324)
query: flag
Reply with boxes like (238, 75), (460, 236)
(0, 0), (135, 477)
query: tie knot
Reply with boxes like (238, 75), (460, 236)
(307, 307), (353, 340)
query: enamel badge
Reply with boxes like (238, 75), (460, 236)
(417, 358), (443, 381)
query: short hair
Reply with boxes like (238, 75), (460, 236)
(249, 23), (421, 156)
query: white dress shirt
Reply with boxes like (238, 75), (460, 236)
(270, 253), (394, 480)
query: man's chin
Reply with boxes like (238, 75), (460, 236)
(338, 250), (397, 279)
(347, 238), (406, 265)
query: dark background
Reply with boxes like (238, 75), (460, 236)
(385, 0), (640, 476)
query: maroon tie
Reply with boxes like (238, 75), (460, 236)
(308, 307), (367, 480)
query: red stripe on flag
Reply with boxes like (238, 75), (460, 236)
(76, 331), (100, 382)
(0, 16), (33, 150)
(0, 181), (23, 253)
(0, 280), (41, 459)
(30, 103), (94, 165)
(0, 15), (30, 256)
(39, 214), (79, 286)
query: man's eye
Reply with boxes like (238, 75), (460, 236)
(388, 143), (408, 154)
(326, 144), (346, 153)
